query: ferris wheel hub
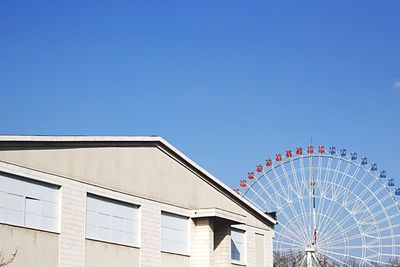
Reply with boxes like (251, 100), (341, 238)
(305, 244), (316, 253)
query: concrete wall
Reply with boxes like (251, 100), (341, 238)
(0, 224), (59, 267)
(85, 239), (140, 267)
(213, 219), (231, 266)
(191, 218), (213, 267)
(0, 146), (272, 230)
(255, 233), (265, 267)
(161, 252), (190, 267)
(264, 230), (274, 267)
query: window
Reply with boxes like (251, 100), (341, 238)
(0, 173), (59, 232)
(161, 211), (189, 255)
(86, 194), (139, 246)
(231, 228), (245, 262)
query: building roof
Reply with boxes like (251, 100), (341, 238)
(0, 135), (277, 225)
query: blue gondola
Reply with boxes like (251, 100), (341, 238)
(380, 171), (387, 178)
(340, 149), (347, 157)
(361, 157), (368, 165)
(351, 153), (357, 160)
(370, 163), (377, 171)
(388, 179), (395, 187)
(395, 188), (400, 196)
(329, 146), (336, 155)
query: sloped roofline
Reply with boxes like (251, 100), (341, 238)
(0, 135), (277, 225)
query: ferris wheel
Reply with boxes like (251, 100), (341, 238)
(238, 145), (400, 267)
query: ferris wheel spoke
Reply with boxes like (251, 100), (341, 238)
(345, 169), (374, 201)
(289, 160), (312, 239)
(372, 217), (400, 233)
(245, 182), (275, 210)
(342, 171), (372, 211)
(333, 162), (355, 205)
(359, 208), (400, 228)
(274, 228), (307, 247)
(251, 177), (281, 208)
(280, 163), (311, 240)
(353, 187), (397, 222)
(260, 172), (287, 207)
(299, 156), (311, 196)
(319, 199), (361, 237)
(314, 159), (329, 234)
(316, 203), (342, 241)
(316, 156), (332, 211)
(289, 159), (304, 198)
(280, 160), (301, 199)
(327, 244), (395, 250)
(316, 198), (372, 256)
(315, 189), (340, 242)
(274, 237), (304, 249)
(276, 209), (310, 244)
(326, 231), (364, 246)
(317, 195), (353, 239)
(341, 163), (364, 206)
(249, 173), (283, 208)
(321, 215), (365, 245)
(270, 165), (292, 204)
(267, 201), (310, 244)
(317, 178), (375, 240)
(316, 217), (350, 250)
(246, 187), (309, 244)
(354, 187), (392, 216)
(376, 234), (400, 239)
(333, 158), (350, 201)
(339, 169), (398, 251)
(266, 168), (313, 244)
(317, 159), (347, 233)
(316, 197), (339, 240)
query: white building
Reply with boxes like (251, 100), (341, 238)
(0, 135), (276, 267)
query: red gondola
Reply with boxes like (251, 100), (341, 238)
(276, 154), (282, 161)
(307, 145), (314, 154)
(286, 150), (293, 158)
(266, 159), (272, 167)
(248, 172), (254, 179)
(296, 147), (303, 155)
(318, 145), (325, 153)
(256, 165), (263, 173)
(240, 179), (247, 187)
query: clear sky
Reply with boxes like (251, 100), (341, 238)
(1, 1), (399, 189)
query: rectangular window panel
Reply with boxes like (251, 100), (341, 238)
(0, 173), (59, 232)
(231, 228), (245, 262)
(25, 197), (41, 229)
(86, 194), (139, 247)
(161, 211), (189, 255)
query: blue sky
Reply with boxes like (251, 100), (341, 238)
(1, 1), (399, 189)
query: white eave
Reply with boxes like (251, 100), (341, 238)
(0, 135), (277, 225)
(191, 208), (246, 224)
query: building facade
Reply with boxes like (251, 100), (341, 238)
(0, 136), (275, 267)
